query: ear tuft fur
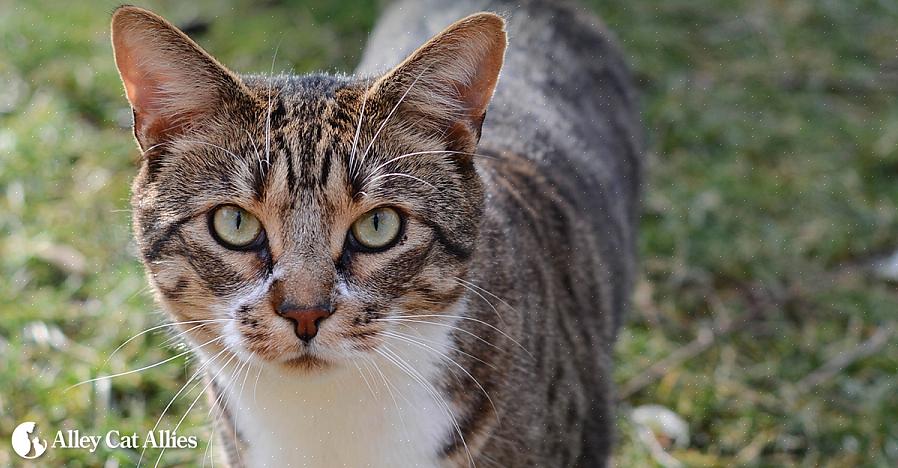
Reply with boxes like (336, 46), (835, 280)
(111, 6), (249, 150)
(370, 12), (507, 148)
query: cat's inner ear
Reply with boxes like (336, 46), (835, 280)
(370, 12), (507, 150)
(110, 6), (249, 151)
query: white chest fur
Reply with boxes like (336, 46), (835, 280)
(213, 340), (457, 467)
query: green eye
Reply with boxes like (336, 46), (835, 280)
(211, 205), (263, 249)
(350, 207), (402, 250)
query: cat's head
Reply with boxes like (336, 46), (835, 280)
(111, 7), (505, 371)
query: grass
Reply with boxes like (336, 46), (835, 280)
(1, 0), (896, 466)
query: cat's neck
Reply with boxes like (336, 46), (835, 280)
(205, 320), (461, 468)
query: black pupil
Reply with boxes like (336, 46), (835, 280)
(234, 210), (242, 230)
(372, 212), (380, 231)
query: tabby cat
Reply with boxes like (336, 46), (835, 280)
(111, 0), (641, 465)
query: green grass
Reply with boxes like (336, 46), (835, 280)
(1, 0), (896, 466)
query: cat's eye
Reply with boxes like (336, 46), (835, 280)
(350, 207), (402, 251)
(210, 205), (264, 249)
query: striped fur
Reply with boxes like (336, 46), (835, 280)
(112, 0), (641, 466)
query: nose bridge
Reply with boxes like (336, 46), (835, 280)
(269, 243), (336, 342)
(272, 253), (334, 308)
(272, 210), (334, 307)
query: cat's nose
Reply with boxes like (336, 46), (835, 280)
(277, 303), (333, 342)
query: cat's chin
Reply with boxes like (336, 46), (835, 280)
(276, 353), (333, 373)
(222, 334), (335, 374)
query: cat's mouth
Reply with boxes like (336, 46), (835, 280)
(247, 336), (337, 372)
(220, 316), (338, 373)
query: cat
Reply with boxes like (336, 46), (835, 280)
(111, 0), (641, 466)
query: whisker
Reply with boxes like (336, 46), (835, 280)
(380, 330), (499, 423)
(203, 429), (214, 468)
(154, 351), (240, 468)
(204, 358), (252, 467)
(364, 352), (410, 442)
(382, 325), (497, 371)
(231, 359), (257, 466)
(364, 172), (437, 191)
(203, 363), (239, 468)
(139, 142), (166, 157)
(252, 360), (264, 403)
(137, 345), (229, 467)
(376, 346), (475, 467)
(206, 359), (248, 420)
(349, 88), (370, 179)
(451, 279), (507, 326)
(244, 129), (264, 175)
(179, 139), (243, 160)
(353, 359), (379, 400)
(396, 311), (531, 359)
(369, 352), (416, 406)
(151, 354), (231, 468)
(373, 318), (504, 354)
(453, 277), (521, 320)
(364, 150), (498, 184)
(358, 66), (431, 169)
(104, 319), (234, 366)
(157, 322), (218, 350)
(68, 334), (225, 391)
(265, 40), (282, 170)
(126, 282), (154, 302)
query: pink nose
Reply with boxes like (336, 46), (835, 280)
(278, 305), (333, 342)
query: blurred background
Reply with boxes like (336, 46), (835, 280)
(1, 0), (896, 466)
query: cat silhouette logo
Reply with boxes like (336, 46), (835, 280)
(11, 421), (48, 459)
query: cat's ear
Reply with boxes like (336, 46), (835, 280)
(111, 6), (249, 151)
(370, 12), (506, 150)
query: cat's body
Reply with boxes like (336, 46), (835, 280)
(111, 0), (640, 466)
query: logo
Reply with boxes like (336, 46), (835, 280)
(11, 421), (48, 459)
(9, 422), (199, 459)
